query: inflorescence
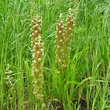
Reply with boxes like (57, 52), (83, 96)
(55, 8), (74, 74)
(5, 64), (15, 102)
(30, 15), (45, 109)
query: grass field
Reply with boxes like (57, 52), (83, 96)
(0, 0), (110, 110)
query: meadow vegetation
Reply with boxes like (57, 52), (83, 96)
(0, 0), (110, 110)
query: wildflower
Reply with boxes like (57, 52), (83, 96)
(55, 8), (74, 73)
(55, 13), (65, 72)
(5, 64), (15, 104)
(30, 15), (45, 109)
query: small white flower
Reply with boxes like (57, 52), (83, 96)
(40, 48), (43, 52)
(57, 46), (60, 49)
(68, 8), (72, 12)
(32, 60), (36, 64)
(37, 51), (40, 54)
(58, 24), (61, 26)
(68, 47), (71, 50)
(35, 30), (38, 33)
(62, 64), (65, 67)
(31, 40), (33, 44)
(58, 59), (61, 62)
(34, 80), (37, 84)
(31, 43), (33, 47)
(8, 70), (12, 73)
(38, 35), (41, 39)
(33, 45), (36, 48)
(62, 33), (65, 36)
(68, 27), (72, 31)
(38, 27), (41, 31)
(35, 42), (38, 45)
(35, 37), (38, 41)
(61, 25), (64, 28)
(57, 71), (60, 74)
(32, 66), (35, 70)
(33, 91), (36, 94)
(42, 103), (46, 107)
(61, 20), (63, 23)
(64, 65), (67, 67)
(38, 58), (42, 61)
(35, 69), (39, 73)
(33, 25), (36, 28)
(31, 20), (34, 23)
(32, 33), (35, 36)
(32, 48), (35, 52)
(32, 53), (35, 58)
(60, 39), (63, 42)
(71, 33), (73, 36)
(66, 18), (69, 21)
(59, 30), (62, 34)
(36, 24), (39, 27)
(7, 75), (10, 78)
(42, 42), (44, 46)
(56, 36), (58, 38)
(30, 34), (32, 37)
(63, 60), (65, 62)
(71, 19), (73, 22)
(38, 19), (41, 23)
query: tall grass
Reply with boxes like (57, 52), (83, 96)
(0, 0), (110, 110)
